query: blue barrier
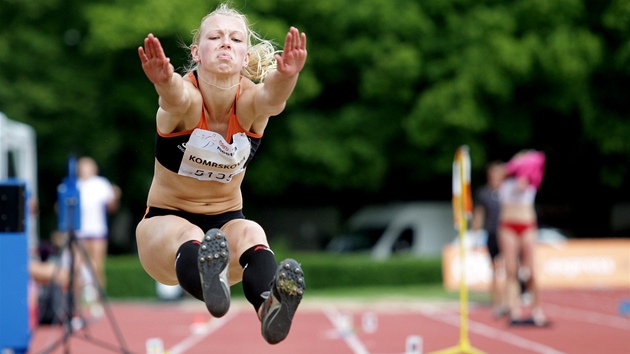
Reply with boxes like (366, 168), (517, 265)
(0, 179), (30, 353)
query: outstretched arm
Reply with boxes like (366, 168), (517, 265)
(138, 34), (190, 116)
(275, 26), (308, 78)
(254, 27), (307, 116)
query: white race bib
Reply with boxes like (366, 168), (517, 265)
(178, 129), (250, 183)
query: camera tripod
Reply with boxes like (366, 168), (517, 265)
(34, 158), (132, 354)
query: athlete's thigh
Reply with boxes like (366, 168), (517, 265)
(519, 229), (537, 271)
(136, 215), (204, 284)
(81, 238), (107, 264)
(221, 218), (269, 285)
(499, 228), (519, 274)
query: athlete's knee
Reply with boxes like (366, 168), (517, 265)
(503, 259), (519, 277)
(227, 221), (268, 247)
(176, 226), (205, 243)
(241, 221), (266, 237)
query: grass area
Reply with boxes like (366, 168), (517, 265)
(104, 251), (490, 303)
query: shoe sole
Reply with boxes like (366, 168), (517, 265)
(509, 318), (551, 327)
(198, 229), (230, 317)
(262, 258), (305, 344)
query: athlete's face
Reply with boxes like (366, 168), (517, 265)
(192, 15), (249, 75)
(487, 164), (505, 190)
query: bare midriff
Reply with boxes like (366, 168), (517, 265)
(499, 203), (536, 223)
(146, 161), (244, 214)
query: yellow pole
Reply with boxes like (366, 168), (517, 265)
(431, 146), (485, 354)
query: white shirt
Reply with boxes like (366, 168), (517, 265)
(76, 176), (115, 238)
(498, 178), (537, 206)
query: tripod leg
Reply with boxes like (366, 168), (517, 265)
(35, 232), (132, 354)
(68, 232), (132, 353)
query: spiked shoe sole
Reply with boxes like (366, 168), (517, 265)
(198, 228), (230, 317)
(261, 258), (305, 344)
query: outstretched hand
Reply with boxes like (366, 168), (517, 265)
(275, 27), (307, 77)
(138, 34), (174, 85)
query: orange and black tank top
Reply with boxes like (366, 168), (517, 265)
(154, 71), (262, 178)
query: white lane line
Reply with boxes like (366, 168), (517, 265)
(543, 303), (630, 330)
(419, 304), (566, 354)
(167, 309), (238, 354)
(323, 306), (371, 354)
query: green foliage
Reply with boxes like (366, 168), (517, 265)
(105, 255), (157, 299)
(295, 254), (443, 290)
(84, 0), (224, 52)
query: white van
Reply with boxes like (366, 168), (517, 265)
(326, 202), (456, 259)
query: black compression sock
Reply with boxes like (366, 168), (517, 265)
(175, 240), (204, 301)
(239, 245), (277, 311)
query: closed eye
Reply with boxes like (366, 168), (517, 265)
(207, 36), (242, 43)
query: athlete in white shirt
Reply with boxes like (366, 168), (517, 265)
(76, 157), (120, 288)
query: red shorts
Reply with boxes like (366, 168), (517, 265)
(500, 221), (536, 236)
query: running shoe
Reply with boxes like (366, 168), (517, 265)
(531, 307), (549, 327)
(492, 306), (510, 319)
(259, 258), (305, 344)
(198, 228), (230, 317)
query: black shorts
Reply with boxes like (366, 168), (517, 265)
(144, 207), (245, 234)
(486, 231), (500, 260)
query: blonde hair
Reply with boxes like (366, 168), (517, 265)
(185, 2), (278, 82)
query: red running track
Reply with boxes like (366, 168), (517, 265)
(28, 289), (630, 354)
